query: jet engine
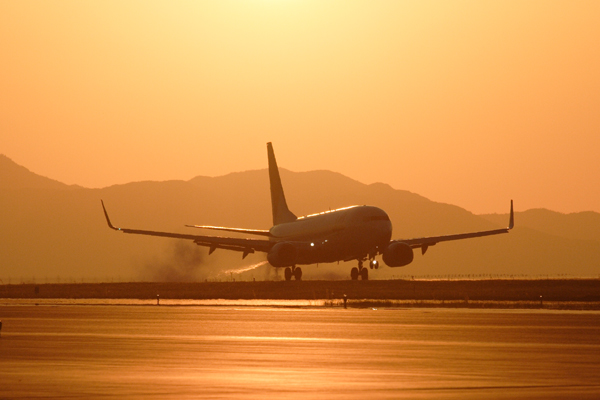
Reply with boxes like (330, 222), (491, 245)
(382, 242), (414, 267)
(267, 242), (297, 268)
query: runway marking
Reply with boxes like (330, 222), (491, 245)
(3, 331), (600, 350)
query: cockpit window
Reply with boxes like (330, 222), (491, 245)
(365, 215), (389, 222)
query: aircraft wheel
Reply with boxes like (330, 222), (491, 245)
(294, 267), (302, 281)
(350, 267), (359, 280)
(284, 267), (292, 281)
(360, 268), (369, 281)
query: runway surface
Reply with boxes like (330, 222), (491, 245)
(1, 305), (599, 399)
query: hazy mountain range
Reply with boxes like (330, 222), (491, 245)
(1, 154), (599, 282)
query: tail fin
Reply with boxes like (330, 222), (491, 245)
(267, 142), (297, 225)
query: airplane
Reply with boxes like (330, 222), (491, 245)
(102, 142), (514, 281)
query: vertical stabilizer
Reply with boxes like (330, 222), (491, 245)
(267, 142), (297, 225)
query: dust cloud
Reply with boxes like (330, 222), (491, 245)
(139, 241), (209, 282)
(311, 270), (347, 280)
(138, 242), (276, 282)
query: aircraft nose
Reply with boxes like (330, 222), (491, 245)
(376, 220), (393, 243)
(384, 220), (392, 239)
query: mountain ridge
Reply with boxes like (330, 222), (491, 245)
(0, 154), (79, 190)
(1, 157), (598, 282)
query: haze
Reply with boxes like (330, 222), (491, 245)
(2, 1), (599, 214)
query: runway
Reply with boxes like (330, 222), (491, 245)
(1, 305), (599, 399)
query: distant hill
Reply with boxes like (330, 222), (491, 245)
(0, 154), (75, 190)
(1, 157), (599, 282)
(482, 209), (600, 245)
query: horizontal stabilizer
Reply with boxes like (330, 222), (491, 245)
(185, 225), (272, 237)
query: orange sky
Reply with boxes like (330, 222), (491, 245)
(2, 1), (599, 214)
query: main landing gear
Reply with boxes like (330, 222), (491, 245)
(284, 266), (302, 281)
(351, 259), (379, 280)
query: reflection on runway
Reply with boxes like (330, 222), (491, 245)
(1, 306), (599, 399)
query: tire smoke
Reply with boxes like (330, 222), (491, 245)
(140, 241), (208, 282)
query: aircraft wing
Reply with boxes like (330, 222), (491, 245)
(395, 200), (514, 255)
(101, 201), (272, 257)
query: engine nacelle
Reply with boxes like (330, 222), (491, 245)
(382, 242), (414, 267)
(267, 242), (297, 268)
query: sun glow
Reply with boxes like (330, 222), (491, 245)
(2, 1), (599, 214)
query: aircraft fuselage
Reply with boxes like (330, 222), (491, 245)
(269, 205), (393, 265)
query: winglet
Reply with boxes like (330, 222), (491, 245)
(101, 200), (120, 231)
(508, 200), (514, 230)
